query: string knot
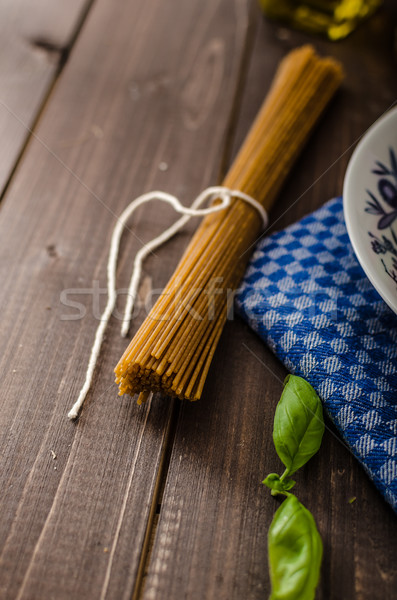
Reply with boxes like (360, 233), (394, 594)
(67, 186), (267, 420)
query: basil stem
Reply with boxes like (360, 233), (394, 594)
(263, 473), (296, 495)
(273, 375), (324, 477)
(268, 494), (323, 600)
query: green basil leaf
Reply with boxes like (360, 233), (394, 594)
(273, 375), (324, 475)
(263, 473), (296, 493)
(268, 494), (323, 600)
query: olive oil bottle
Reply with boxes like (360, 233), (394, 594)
(259, 0), (382, 40)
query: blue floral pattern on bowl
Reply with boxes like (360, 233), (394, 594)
(365, 148), (397, 289)
(344, 106), (397, 315)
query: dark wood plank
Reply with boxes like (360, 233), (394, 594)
(142, 4), (397, 600)
(0, 0), (93, 196)
(0, 0), (252, 598)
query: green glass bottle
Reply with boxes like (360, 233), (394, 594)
(259, 0), (383, 40)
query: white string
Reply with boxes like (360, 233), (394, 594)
(67, 186), (267, 420)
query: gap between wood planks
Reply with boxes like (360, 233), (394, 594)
(132, 5), (260, 598)
(215, 0), (259, 184)
(0, 0), (97, 207)
(132, 399), (181, 600)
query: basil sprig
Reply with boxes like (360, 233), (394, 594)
(265, 374), (325, 495)
(264, 375), (324, 600)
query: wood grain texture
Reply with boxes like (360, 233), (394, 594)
(142, 4), (397, 600)
(0, 0), (251, 598)
(0, 0), (93, 196)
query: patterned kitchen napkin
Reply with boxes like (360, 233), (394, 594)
(235, 197), (397, 511)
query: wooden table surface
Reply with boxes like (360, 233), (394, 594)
(0, 1), (396, 598)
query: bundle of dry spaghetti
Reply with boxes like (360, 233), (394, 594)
(115, 45), (343, 404)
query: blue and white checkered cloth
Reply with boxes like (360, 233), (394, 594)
(235, 197), (397, 511)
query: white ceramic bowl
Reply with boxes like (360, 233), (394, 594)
(343, 106), (397, 314)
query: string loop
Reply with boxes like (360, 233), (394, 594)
(67, 186), (267, 420)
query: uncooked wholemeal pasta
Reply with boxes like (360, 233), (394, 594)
(114, 45), (343, 404)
